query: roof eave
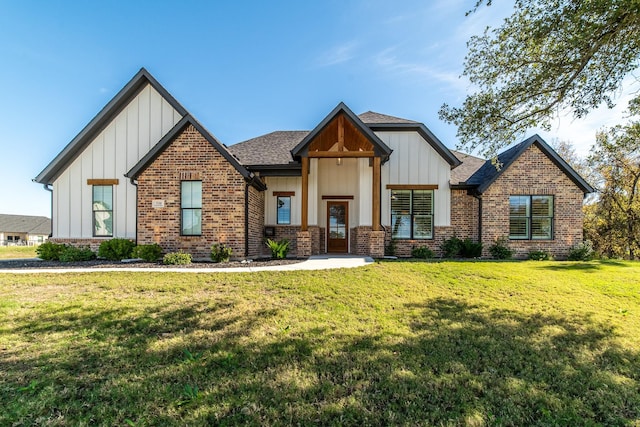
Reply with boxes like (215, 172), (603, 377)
(34, 68), (188, 185)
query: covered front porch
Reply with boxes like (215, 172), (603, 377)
(291, 103), (391, 257)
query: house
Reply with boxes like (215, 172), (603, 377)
(0, 214), (50, 246)
(34, 68), (593, 259)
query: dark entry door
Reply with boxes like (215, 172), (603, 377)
(327, 201), (348, 253)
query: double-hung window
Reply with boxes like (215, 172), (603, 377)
(92, 185), (113, 237)
(181, 181), (202, 236)
(391, 189), (433, 239)
(509, 195), (554, 240)
(277, 196), (291, 225)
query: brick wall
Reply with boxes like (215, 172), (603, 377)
(136, 124), (261, 259)
(49, 238), (113, 252)
(247, 186), (265, 258)
(385, 226), (457, 257)
(480, 144), (585, 259)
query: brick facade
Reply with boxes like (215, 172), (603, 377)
(479, 144), (584, 259)
(136, 124), (263, 259)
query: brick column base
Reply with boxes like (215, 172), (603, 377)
(369, 230), (386, 258)
(296, 231), (312, 258)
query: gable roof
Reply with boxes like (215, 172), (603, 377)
(451, 151), (486, 184)
(34, 68), (188, 185)
(125, 114), (266, 190)
(358, 111), (418, 124)
(0, 214), (51, 235)
(230, 131), (309, 166)
(465, 134), (594, 194)
(290, 102), (393, 161)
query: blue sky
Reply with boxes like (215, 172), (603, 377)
(0, 0), (632, 217)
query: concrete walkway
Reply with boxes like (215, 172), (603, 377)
(0, 255), (374, 274)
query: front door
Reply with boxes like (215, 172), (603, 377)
(327, 201), (348, 253)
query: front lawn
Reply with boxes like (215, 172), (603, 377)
(0, 245), (37, 259)
(1, 261), (639, 425)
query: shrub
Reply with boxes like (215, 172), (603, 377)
(411, 246), (434, 259)
(98, 238), (136, 261)
(568, 240), (594, 261)
(211, 243), (232, 263)
(59, 246), (96, 262)
(266, 239), (290, 259)
(528, 250), (551, 261)
(489, 237), (513, 259)
(132, 243), (163, 262)
(460, 238), (483, 258)
(441, 236), (462, 258)
(163, 251), (192, 265)
(36, 241), (67, 261)
(384, 239), (397, 256)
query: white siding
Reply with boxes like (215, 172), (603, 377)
(378, 131), (452, 227)
(52, 84), (183, 238)
(264, 177), (302, 225)
(316, 158), (359, 229)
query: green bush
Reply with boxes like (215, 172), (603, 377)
(211, 243), (232, 263)
(132, 243), (163, 262)
(266, 239), (290, 259)
(411, 246), (435, 259)
(528, 250), (551, 261)
(59, 246), (96, 262)
(568, 240), (594, 261)
(441, 236), (463, 258)
(98, 238), (136, 261)
(163, 251), (192, 265)
(460, 238), (483, 258)
(36, 241), (67, 261)
(384, 239), (397, 256)
(489, 237), (513, 259)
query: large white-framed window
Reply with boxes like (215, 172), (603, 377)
(509, 195), (554, 240)
(181, 181), (202, 236)
(92, 185), (113, 237)
(390, 189), (434, 239)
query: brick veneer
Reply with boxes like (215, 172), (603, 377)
(136, 124), (264, 259)
(479, 144), (585, 259)
(49, 238), (114, 252)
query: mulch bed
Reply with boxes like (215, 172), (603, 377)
(0, 258), (304, 270)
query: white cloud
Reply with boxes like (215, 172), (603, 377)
(315, 41), (359, 67)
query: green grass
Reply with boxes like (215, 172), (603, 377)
(1, 260), (639, 426)
(0, 245), (38, 259)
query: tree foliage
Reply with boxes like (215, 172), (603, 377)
(440, 0), (640, 155)
(585, 121), (640, 259)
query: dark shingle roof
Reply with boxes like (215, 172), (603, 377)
(229, 131), (309, 165)
(0, 214), (51, 235)
(451, 151), (486, 184)
(464, 134), (594, 194)
(358, 111), (418, 124)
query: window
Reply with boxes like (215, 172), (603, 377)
(391, 189), (433, 239)
(277, 196), (291, 225)
(181, 181), (202, 236)
(509, 195), (554, 240)
(93, 185), (113, 237)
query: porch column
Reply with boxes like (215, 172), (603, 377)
(372, 156), (381, 231)
(301, 156), (309, 231)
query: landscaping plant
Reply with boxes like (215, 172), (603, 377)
(98, 238), (136, 261)
(132, 243), (163, 262)
(265, 238), (290, 259)
(163, 251), (192, 265)
(210, 243), (232, 263)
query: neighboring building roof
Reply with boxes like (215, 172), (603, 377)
(290, 102), (393, 161)
(0, 214), (51, 235)
(229, 131), (309, 166)
(125, 115), (266, 191)
(451, 151), (486, 184)
(34, 68), (188, 185)
(358, 111), (418, 124)
(464, 134), (594, 194)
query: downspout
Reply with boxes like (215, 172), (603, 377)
(245, 181), (250, 258)
(129, 178), (138, 245)
(43, 184), (53, 238)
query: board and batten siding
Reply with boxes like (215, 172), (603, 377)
(52, 84), (183, 239)
(377, 131), (452, 227)
(264, 177), (302, 225)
